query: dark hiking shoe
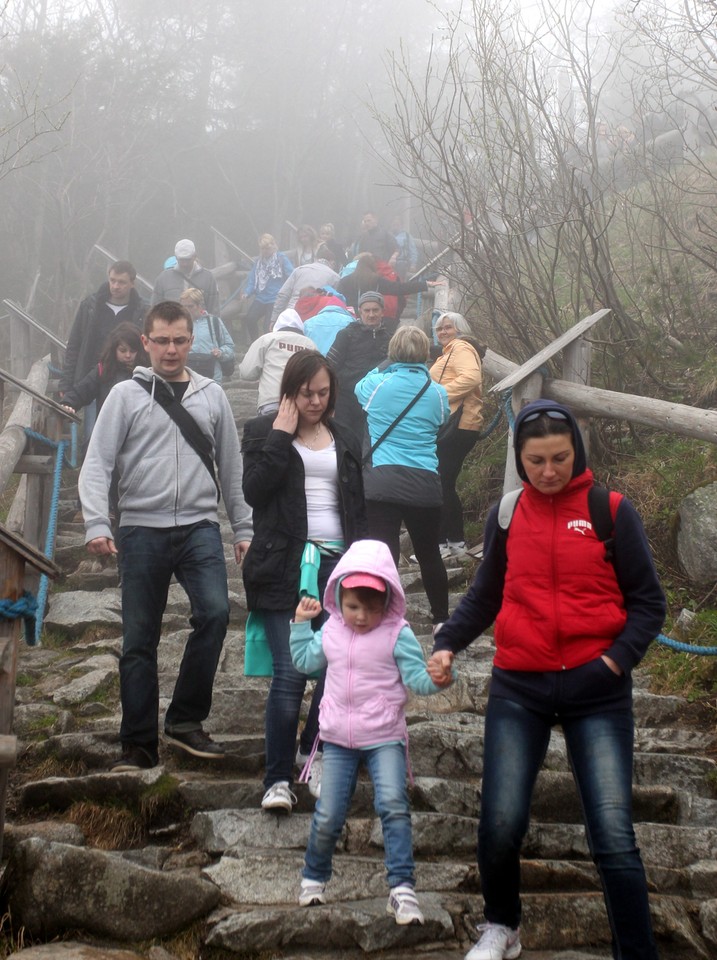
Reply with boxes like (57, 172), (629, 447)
(164, 728), (225, 759)
(111, 744), (157, 772)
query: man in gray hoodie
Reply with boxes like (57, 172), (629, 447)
(79, 300), (252, 771)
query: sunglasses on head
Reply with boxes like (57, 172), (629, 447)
(522, 409), (568, 423)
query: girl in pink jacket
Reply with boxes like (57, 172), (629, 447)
(290, 538), (450, 925)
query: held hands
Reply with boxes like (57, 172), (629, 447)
(272, 395), (299, 435)
(427, 650), (454, 687)
(295, 597), (322, 622)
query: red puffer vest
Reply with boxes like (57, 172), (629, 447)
(494, 470), (627, 671)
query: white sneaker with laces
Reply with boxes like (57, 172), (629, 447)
(465, 922), (522, 960)
(299, 878), (326, 906)
(296, 748), (322, 798)
(386, 884), (424, 925)
(260, 780), (296, 813)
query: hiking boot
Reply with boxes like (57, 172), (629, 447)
(297, 748), (323, 799)
(299, 878), (327, 906)
(465, 923), (522, 960)
(261, 780), (297, 812)
(111, 744), (157, 772)
(386, 884), (424, 925)
(164, 728), (225, 759)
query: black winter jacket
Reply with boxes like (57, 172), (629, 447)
(241, 416), (367, 610)
(327, 322), (391, 436)
(59, 284), (146, 393)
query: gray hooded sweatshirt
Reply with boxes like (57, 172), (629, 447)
(79, 366), (252, 544)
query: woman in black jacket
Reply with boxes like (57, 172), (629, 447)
(242, 351), (367, 812)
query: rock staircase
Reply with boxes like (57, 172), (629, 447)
(3, 376), (717, 960)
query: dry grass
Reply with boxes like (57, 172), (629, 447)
(66, 801), (145, 850)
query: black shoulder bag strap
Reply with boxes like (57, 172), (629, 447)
(362, 375), (432, 465)
(133, 376), (220, 500)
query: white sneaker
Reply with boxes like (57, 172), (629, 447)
(386, 884), (424, 925)
(261, 780), (296, 813)
(296, 749), (323, 798)
(447, 540), (470, 559)
(432, 622), (445, 638)
(299, 878), (326, 906)
(465, 923), (521, 960)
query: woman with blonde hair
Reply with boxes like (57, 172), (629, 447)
(356, 326), (451, 632)
(181, 288), (235, 383)
(241, 234), (294, 344)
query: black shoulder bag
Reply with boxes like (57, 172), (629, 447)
(133, 376), (220, 500)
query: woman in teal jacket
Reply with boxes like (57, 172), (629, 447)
(355, 326), (450, 631)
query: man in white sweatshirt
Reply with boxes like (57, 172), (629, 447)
(79, 300), (252, 771)
(238, 308), (316, 414)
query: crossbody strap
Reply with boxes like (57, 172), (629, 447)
(362, 375), (432, 465)
(133, 376), (220, 500)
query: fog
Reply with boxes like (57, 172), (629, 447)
(0, 0), (715, 367)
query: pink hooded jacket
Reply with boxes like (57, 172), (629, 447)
(319, 539), (409, 748)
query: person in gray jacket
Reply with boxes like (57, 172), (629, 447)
(151, 238), (220, 314)
(269, 247), (340, 326)
(79, 300), (252, 772)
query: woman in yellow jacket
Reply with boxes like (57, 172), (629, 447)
(430, 312), (483, 560)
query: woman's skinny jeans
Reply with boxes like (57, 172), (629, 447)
(261, 554), (338, 789)
(479, 693), (659, 959)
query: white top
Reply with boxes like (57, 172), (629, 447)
(292, 439), (342, 541)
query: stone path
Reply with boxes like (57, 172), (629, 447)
(4, 377), (717, 959)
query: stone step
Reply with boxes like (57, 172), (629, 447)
(204, 887), (707, 958)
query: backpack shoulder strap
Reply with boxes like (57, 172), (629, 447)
(588, 484), (623, 563)
(498, 488), (523, 531)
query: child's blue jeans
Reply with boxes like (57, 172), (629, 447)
(303, 740), (415, 889)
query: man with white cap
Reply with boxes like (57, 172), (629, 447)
(238, 308), (317, 415)
(151, 238), (220, 314)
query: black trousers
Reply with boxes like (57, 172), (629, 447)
(436, 428), (478, 543)
(366, 500), (448, 624)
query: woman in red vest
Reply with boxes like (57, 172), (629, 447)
(429, 399), (665, 960)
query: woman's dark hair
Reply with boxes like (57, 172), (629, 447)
(516, 411), (573, 452)
(98, 322), (147, 381)
(279, 350), (337, 424)
(340, 584), (385, 609)
(353, 251), (378, 288)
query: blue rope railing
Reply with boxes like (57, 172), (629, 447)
(655, 633), (717, 655)
(20, 424), (78, 645)
(0, 592), (37, 645)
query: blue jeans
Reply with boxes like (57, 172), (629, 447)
(303, 741), (415, 889)
(261, 554), (338, 788)
(479, 693), (658, 959)
(117, 521), (230, 758)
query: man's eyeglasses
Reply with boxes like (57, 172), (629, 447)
(522, 409), (568, 423)
(146, 336), (191, 347)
